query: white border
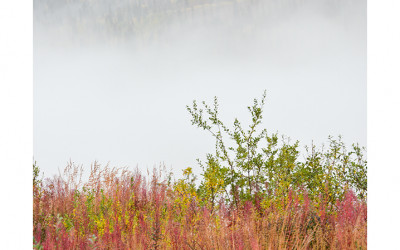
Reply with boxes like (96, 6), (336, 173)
(368, 0), (400, 248)
(0, 0), (32, 248)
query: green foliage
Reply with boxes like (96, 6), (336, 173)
(33, 161), (42, 188)
(33, 236), (43, 250)
(187, 91), (367, 207)
(172, 167), (198, 221)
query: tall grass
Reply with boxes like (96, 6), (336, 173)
(33, 161), (366, 249)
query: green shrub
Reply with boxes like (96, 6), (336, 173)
(187, 91), (367, 208)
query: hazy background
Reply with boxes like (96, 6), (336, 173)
(34, 0), (366, 179)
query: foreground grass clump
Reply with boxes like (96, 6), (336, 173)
(33, 92), (366, 249)
(33, 164), (366, 249)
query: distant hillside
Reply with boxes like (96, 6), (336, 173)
(34, 0), (359, 44)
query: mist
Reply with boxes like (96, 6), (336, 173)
(34, 0), (366, 178)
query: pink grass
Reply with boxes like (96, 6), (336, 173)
(33, 164), (367, 249)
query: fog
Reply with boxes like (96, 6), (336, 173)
(34, 0), (366, 179)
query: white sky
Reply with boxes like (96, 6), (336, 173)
(34, 0), (366, 179)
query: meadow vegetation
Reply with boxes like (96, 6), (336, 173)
(33, 92), (367, 249)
